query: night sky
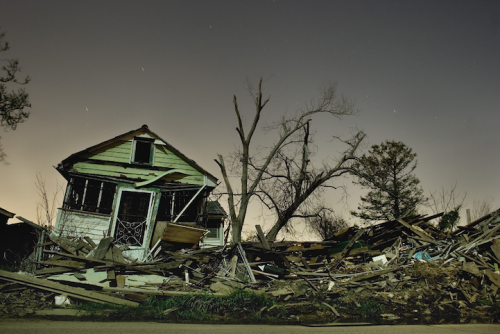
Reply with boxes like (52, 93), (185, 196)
(1, 0), (499, 237)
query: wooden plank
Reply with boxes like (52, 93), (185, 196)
(44, 250), (159, 276)
(0, 269), (138, 307)
(237, 242), (256, 283)
(49, 234), (78, 254)
(84, 236), (97, 248)
(285, 244), (325, 252)
(334, 228), (366, 261)
(161, 223), (207, 244)
(340, 267), (399, 284)
(491, 240), (500, 262)
(37, 260), (85, 269)
(116, 275), (125, 288)
(93, 237), (113, 260)
(35, 267), (78, 275)
(103, 287), (226, 296)
(397, 219), (435, 242)
(151, 221), (168, 247)
(255, 225), (271, 250)
(322, 302), (340, 317)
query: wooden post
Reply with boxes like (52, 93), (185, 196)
(466, 209), (471, 225)
(255, 225), (271, 250)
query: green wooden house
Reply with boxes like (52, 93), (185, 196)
(53, 125), (222, 259)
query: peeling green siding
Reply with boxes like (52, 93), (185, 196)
(81, 140), (132, 163)
(72, 141), (204, 185)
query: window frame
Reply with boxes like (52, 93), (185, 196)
(205, 219), (222, 239)
(110, 188), (155, 248)
(156, 189), (201, 222)
(64, 176), (117, 215)
(130, 137), (155, 166)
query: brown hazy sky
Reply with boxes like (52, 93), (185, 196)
(1, 0), (499, 237)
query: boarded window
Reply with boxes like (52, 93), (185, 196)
(65, 177), (116, 215)
(132, 138), (153, 165)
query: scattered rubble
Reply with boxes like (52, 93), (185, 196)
(1, 209), (499, 323)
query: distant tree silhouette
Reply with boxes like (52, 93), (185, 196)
(1, 28), (31, 162)
(351, 140), (426, 222)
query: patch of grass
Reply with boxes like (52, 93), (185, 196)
(73, 289), (275, 322)
(360, 300), (382, 318)
(150, 289), (274, 320)
(268, 305), (288, 318)
(479, 300), (500, 307)
(0, 265), (14, 272)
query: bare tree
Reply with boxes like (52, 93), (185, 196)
(428, 182), (467, 215)
(306, 209), (349, 240)
(427, 182), (467, 231)
(471, 196), (494, 221)
(215, 78), (364, 242)
(35, 173), (62, 230)
(254, 124), (365, 241)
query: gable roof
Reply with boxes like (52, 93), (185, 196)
(57, 124), (218, 186)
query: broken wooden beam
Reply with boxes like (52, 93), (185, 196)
(0, 269), (138, 307)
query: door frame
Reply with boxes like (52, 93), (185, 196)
(110, 187), (156, 250)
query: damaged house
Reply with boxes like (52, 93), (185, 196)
(53, 125), (223, 260)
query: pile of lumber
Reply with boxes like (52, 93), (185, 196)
(0, 209), (499, 321)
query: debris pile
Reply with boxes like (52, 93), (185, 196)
(0, 209), (499, 322)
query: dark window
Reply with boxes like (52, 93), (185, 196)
(206, 219), (221, 238)
(157, 190), (200, 222)
(65, 177), (116, 215)
(132, 138), (153, 165)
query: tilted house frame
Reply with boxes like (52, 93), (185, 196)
(53, 125), (220, 259)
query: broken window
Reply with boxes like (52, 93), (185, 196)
(65, 176), (116, 215)
(157, 190), (200, 222)
(132, 137), (154, 165)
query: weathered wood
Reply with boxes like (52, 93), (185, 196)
(161, 223), (207, 244)
(73, 273), (86, 281)
(93, 237), (113, 260)
(151, 221), (168, 247)
(49, 234), (78, 254)
(339, 267), (399, 284)
(37, 260), (85, 269)
(331, 228), (366, 264)
(103, 286), (226, 296)
(116, 275), (125, 288)
(0, 269), (138, 307)
(397, 219), (435, 242)
(485, 270), (500, 287)
(35, 267), (77, 275)
(237, 242), (256, 283)
(84, 236), (97, 248)
(44, 249), (159, 275)
(255, 225), (271, 250)
(491, 240), (500, 262)
(322, 302), (340, 317)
